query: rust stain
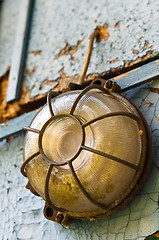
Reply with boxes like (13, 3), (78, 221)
(32, 50), (41, 56)
(132, 49), (139, 54)
(142, 40), (149, 51)
(0, 70), (47, 123)
(139, 130), (143, 136)
(56, 40), (82, 58)
(0, 39), (157, 124)
(115, 22), (119, 28)
(69, 55), (78, 61)
(152, 88), (159, 94)
(39, 79), (58, 90)
(107, 58), (119, 64)
(137, 99), (154, 108)
(95, 24), (110, 42)
(7, 132), (23, 143)
(24, 66), (36, 78)
(155, 116), (159, 121)
(0, 73), (22, 123)
(54, 69), (97, 93)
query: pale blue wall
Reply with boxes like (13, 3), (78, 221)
(0, 0), (159, 239)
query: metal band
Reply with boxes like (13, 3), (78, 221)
(70, 84), (111, 115)
(20, 151), (40, 177)
(22, 126), (40, 134)
(47, 91), (59, 117)
(82, 111), (140, 128)
(44, 164), (67, 212)
(81, 145), (138, 170)
(68, 161), (109, 210)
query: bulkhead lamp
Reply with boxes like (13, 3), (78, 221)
(21, 28), (151, 226)
(21, 83), (152, 226)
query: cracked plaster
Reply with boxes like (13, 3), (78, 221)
(0, 84), (159, 239)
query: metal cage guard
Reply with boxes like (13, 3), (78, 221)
(21, 84), (144, 214)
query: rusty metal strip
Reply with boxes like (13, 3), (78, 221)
(68, 161), (109, 210)
(81, 145), (138, 170)
(22, 126), (40, 134)
(82, 111), (140, 128)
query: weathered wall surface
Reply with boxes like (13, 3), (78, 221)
(0, 0), (159, 239)
(0, 0), (159, 98)
(0, 87), (159, 240)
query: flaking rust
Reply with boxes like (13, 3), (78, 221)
(0, 68), (96, 123)
(0, 70), (47, 123)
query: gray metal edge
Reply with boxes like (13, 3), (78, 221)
(0, 110), (36, 141)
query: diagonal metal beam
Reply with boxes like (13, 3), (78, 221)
(111, 59), (159, 92)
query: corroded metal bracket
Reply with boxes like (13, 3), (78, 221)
(90, 78), (121, 93)
(44, 202), (73, 227)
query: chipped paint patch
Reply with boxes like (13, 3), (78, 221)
(107, 58), (119, 64)
(56, 41), (82, 58)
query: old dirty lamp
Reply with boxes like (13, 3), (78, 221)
(21, 30), (152, 226)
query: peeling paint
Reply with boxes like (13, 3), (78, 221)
(0, 0), (159, 239)
(1, 85), (159, 240)
(1, 0), (159, 100)
(132, 49), (139, 54)
(56, 41), (82, 58)
(107, 58), (119, 64)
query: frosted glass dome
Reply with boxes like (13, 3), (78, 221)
(22, 85), (149, 220)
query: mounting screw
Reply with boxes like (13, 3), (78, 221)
(55, 213), (64, 224)
(105, 80), (113, 89)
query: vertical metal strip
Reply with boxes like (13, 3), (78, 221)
(6, 0), (35, 103)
